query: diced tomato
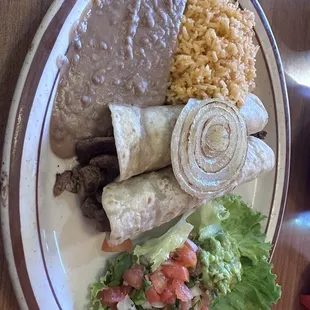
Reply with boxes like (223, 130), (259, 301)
(170, 279), (193, 302)
(161, 263), (190, 282)
(101, 238), (133, 252)
(145, 286), (161, 303)
(175, 245), (197, 268)
(160, 288), (175, 304)
(123, 264), (144, 289)
(165, 295), (176, 305)
(100, 286), (131, 305)
(180, 301), (192, 310)
(150, 271), (168, 294)
(201, 291), (210, 308)
(300, 295), (310, 309)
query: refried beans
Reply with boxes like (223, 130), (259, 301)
(50, 0), (186, 158)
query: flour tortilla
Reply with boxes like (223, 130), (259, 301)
(102, 167), (201, 246)
(103, 137), (275, 246)
(239, 93), (269, 135)
(110, 104), (183, 181)
(110, 94), (268, 182)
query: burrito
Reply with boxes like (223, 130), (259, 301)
(102, 136), (275, 246)
(171, 97), (271, 199)
(110, 94), (268, 181)
(110, 104), (183, 181)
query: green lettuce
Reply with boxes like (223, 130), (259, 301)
(210, 259), (281, 310)
(187, 199), (229, 241)
(189, 195), (281, 309)
(218, 195), (271, 264)
(131, 289), (147, 305)
(134, 218), (193, 271)
(89, 252), (133, 309)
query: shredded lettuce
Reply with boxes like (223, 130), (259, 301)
(134, 218), (193, 271)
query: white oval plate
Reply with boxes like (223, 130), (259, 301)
(1, 0), (290, 309)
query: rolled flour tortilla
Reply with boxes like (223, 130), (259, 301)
(102, 137), (275, 246)
(171, 98), (248, 199)
(102, 167), (201, 246)
(233, 136), (275, 186)
(171, 97), (270, 199)
(110, 104), (183, 181)
(239, 93), (269, 135)
(110, 94), (267, 182)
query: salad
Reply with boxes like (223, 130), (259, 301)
(89, 196), (281, 310)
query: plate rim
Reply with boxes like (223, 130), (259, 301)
(0, 0), (291, 309)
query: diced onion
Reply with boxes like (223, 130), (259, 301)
(186, 239), (199, 252)
(190, 285), (202, 297)
(151, 302), (166, 308)
(142, 302), (152, 309)
(117, 295), (136, 310)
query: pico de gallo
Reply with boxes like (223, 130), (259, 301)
(89, 196), (281, 310)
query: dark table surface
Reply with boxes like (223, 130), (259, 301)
(1, 0), (310, 309)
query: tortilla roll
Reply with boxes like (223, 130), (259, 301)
(102, 167), (201, 246)
(233, 136), (275, 186)
(110, 104), (183, 181)
(239, 93), (269, 135)
(102, 137), (275, 246)
(171, 98), (248, 199)
(110, 94), (267, 182)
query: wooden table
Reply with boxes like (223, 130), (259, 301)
(1, 0), (310, 309)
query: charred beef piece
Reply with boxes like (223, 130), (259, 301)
(70, 164), (81, 191)
(105, 168), (120, 184)
(90, 155), (119, 170)
(77, 166), (107, 196)
(76, 137), (117, 165)
(81, 196), (111, 232)
(106, 127), (114, 137)
(80, 196), (101, 218)
(95, 190), (102, 203)
(94, 209), (111, 232)
(251, 130), (267, 140)
(53, 170), (79, 197)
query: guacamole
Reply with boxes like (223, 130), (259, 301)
(199, 231), (242, 295)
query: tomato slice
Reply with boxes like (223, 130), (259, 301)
(100, 286), (131, 305)
(300, 295), (310, 309)
(145, 286), (161, 303)
(150, 271), (168, 294)
(123, 264), (144, 289)
(101, 239), (133, 252)
(161, 263), (190, 282)
(175, 245), (197, 268)
(161, 289), (176, 304)
(170, 279), (193, 302)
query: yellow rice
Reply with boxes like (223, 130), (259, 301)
(168, 0), (259, 107)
